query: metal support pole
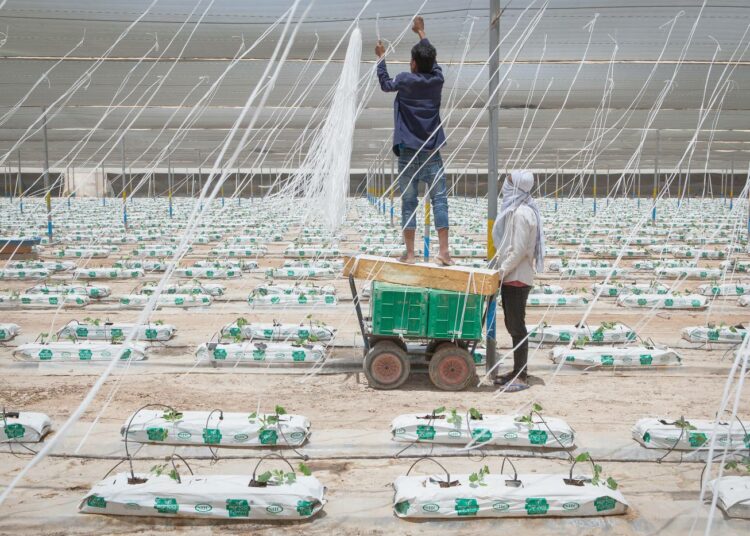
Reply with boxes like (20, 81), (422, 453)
(121, 136), (127, 200)
(486, 0), (501, 380)
(554, 151), (559, 212)
(606, 167), (610, 207)
(593, 166), (597, 214)
(730, 160), (734, 210)
(15, 150), (21, 202)
(652, 130), (659, 222)
(168, 154), (173, 218)
(42, 106), (52, 239)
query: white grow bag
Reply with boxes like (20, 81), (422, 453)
(527, 294), (589, 307)
(592, 283), (669, 297)
(27, 283), (111, 298)
(119, 294), (212, 309)
(18, 293), (89, 308)
(0, 323), (20, 341)
(393, 473), (628, 519)
(739, 295), (750, 307)
(632, 418), (750, 450)
(75, 268), (145, 280)
(655, 267), (723, 280)
(221, 322), (335, 342)
(390, 413), (574, 448)
(50, 247), (112, 259)
(551, 345), (682, 367)
(13, 342), (147, 362)
(265, 267), (336, 279)
(174, 267), (241, 279)
(561, 267), (630, 278)
(140, 283), (225, 297)
(696, 283), (750, 296)
(79, 472), (326, 520)
(58, 321), (176, 342)
(283, 245), (340, 258)
(0, 268), (50, 280)
(248, 294), (337, 307)
(1, 411), (51, 443)
(707, 477), (750, 519)
(616, 293), (707, 310)
(253, 283), (335, 296)
(681, 325), (746, 344)
(528, 323), (635, 344)
(121, 410), (310, 447)
(196, 342), (324, 364)
(211, 246), (267, 258)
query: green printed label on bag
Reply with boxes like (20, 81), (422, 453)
(557, 297), (567, 305)
(298, 329), (310, 339)
(637, 298), (647, 306)
(691, 299), (702, 307)
(79, 349), (92, 360)
(665, 298), (675, 306)
(601, 355), (614, 366)
(296, 500), (314, 516)
(528, 430), (548, 445)
(609, 288), (618, 296)
(292, 350), (306, 362)
(395, 501), (410, 515)
(565, 355), (575, 362)
(559, 332), (571, 342)
(86, 495), (106, 509)
(639, 354), (653, 365)
(594, 496), (616, 512)
(194, 503), (212, 513)
(416, 425), (436, 440)
(76, 327), (89, 337)
(213, 348), (227, 360)
(492, 501), (510, 511)
(689, 432), (708, 447)
(591, 331), (604, 342)
(259, 429), (278, 445)
(202, 428), (222, 445)
(111, 328), (123, 337)
(39, 349), (53, 360)
(177, 431), (192, 440)
(525, 497), (549, 516)
(563, 502), (580, 511)
(48, 296), (58, 305)
(471, 428), (492, 442)
(145, 329), (158, 339)
(270, 296), (280, 304)
(325, 295), (335, 304)
(455, 498), (479, 516)
(643, 432), (651, 443)
(154, 497), (178, 514)
(174, 297), (184, 305)
(21, 297), (31, 304)
(226, 499), (250, 517)
(253, 349), (266, 360)
(147, 427), (168, 441)
(422, 503), (440, 513)
(4, 423), (25, 439)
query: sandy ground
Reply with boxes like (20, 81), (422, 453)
(0, 212), (749, 535)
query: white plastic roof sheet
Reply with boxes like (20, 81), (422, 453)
(0, 0), (749, 169)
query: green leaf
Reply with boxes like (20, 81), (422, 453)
(575, 452), (591, 463)
(606, 477), (618, 490)
(532, 403), (543, 413)
(432, 406), (446, 415)
(256, 471), (272, 483)
(469, 407), (483, 420)
(274, 405), (287, 416)
(298, 462), (312, 476)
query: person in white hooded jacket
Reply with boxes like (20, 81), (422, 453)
(491, 170), (545, 391)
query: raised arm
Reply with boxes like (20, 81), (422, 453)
(375, 40), (400, 92)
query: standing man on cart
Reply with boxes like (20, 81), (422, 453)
(375, 16), (453, 266)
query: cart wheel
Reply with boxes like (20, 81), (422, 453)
(429, 345), (475, 391)
(364, 341), (410, 390)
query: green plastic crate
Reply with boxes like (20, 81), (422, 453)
(370, 282), (428, 337)
(427, 289), (484, 340)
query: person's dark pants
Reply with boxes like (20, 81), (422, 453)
(500, 284), (531, 380)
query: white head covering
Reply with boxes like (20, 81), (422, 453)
(491, 170), (545, 272)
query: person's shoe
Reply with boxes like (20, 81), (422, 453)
(492, 372), (515, 386)
(502, 379), (530, 393)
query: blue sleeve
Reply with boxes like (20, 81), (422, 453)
(377, 58), (401, 92)
(421, 38), (444, 81)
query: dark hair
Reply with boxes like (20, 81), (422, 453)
(411, 41), (436, 73)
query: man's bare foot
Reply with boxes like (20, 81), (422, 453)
(435, 253), (454, 266)
(398, 252), (416, 264)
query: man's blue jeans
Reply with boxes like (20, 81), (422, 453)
(397, 146), (449, 231)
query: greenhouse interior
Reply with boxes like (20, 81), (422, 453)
(1, 1), (750, 534)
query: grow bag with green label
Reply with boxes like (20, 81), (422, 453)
(526, 294), (589, 307)
(114, 260), (168, 272)
(221, 322), (335, 342)
(119, 294), (212, 309)
(253, 283), (335, 297)
(0, 268), (50, 280)
(528, 323), (635, 345)
(681, 325), (747, 343)
(75, 268), (145, 280)
(655, 267), (723, 280)
(393, 473), (628, 519)
(551, 345), (682, 368)
(58, 321), (175, 342)
(0, 322), (20, 341)
(592, 283), (669, 297)
(121, 410), (311, 447)
(13, 342), (147, 362)
(79, 472), (326, 520)
(696, 283), (749, 296)
(16, 293), (90, 308)
(0, 411), (51, 443)
(632, 418), (750, 450)
(140, 283), (225, 297)
(616, 293), (707, 310)
(248, 293), (337, 307)
(283, 245), (340, 258)
(211, 246), (268, 258)
(50, 247), (113, 259)
(196, 342), (325, 364)
(390, 413), (574, 448)
(27, 283), (111, 299)
(174, 267), (241, 279)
